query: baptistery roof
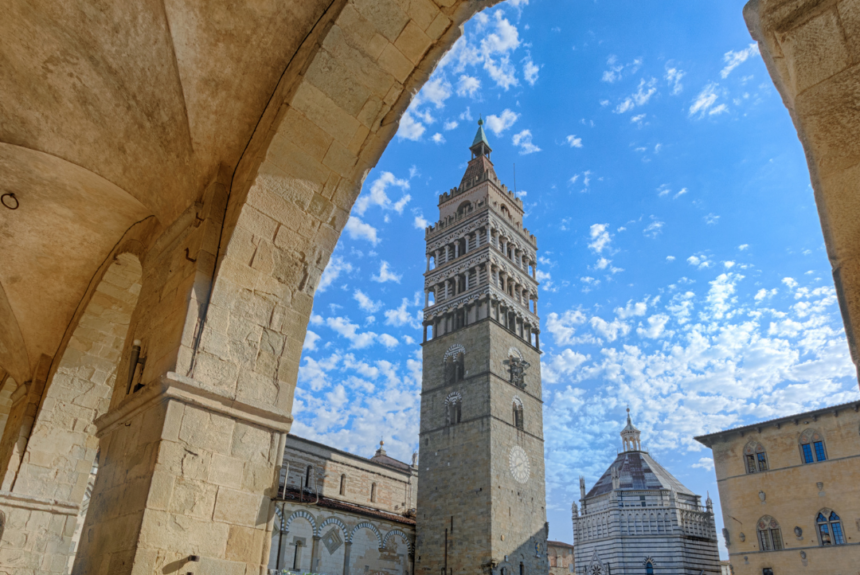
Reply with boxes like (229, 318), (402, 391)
(585, 450), (695, 499)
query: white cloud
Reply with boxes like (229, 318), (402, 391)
(689, 82), (722, 117)
(687, 254), (713, 270)
(546, 310), (588, 345)
(692, 457), (714, 471)
(420, 77), (452, 108)
(643, 220), (664, 238)
(523, 56), (540, 85)
(667, 291), (695, 324)
(721, 43), (760, 79)
(616, 298), (649, 319)
(783, 277), (799, 290)
(614, 78), (657, 114)
(704, 213), (720, 225)
(486, 109), (519, 135)
(631, 114), (646, 126)
(674, 188), (688, 199)
(378, 334), (399, 349)
(344, 216), (379, 245)
(397, 110), (426, 141)
(543, 349), (590, 384)
(443, 120), (459, 131)
(666, 255), (676, 262)
(665, 66), (685, 95)
(601, 55), (624, 83)
(385, 298), (417, 328)
(354, 289), (382, 313)
(318, 256), (353, 292)
(355, 171), (411, 215)
(512, 129), (541, 154)
(303, 330), (321, 351)
(372, 261), (402, 283)
(739, 244), (750, 251)
(590, 316), (630, 342)
(431, 133), (445, 144)
(704, 273), (743, 320)
(457, 75), (481, 97)
(326, 316), (378, 349)
(588, 223), (612, 254)
(637, 314), (671, 339)
(565, 135), (583, 148)
(755, 288), (778, 302)
(413, 214), (429, 229)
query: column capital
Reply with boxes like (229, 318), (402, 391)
(94, 371), (293, 438)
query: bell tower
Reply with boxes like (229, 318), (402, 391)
(415, 120), (548, 575)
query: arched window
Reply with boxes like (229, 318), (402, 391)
(370, 483), (377, 503)
(743, 441), (768, 473)
(645, 562), (654, 575)
(293, 540), (303, 570)
(756, 516), (783, 551)
(512, 398), (524, 430)
(445, 392), (462, 426)
(339, 474), (346, 496)
(445, 351), (465, 383)
(519, 562), (524, 575)
(305, 465), (313, 490)
(800, 429), (827, 463)
(817, 510), (845, 545)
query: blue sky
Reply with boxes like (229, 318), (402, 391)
(291, 0), (860, 555)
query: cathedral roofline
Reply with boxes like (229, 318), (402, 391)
(694, 400), (860, 447)
(287, 434), (416, 477)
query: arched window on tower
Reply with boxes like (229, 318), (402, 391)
(339, 474), (347, 496)
(645, 562), (654, 575)
(756, 516), (783, 551)
(370, 482), (377, 503)
(445, 392), (462, 426)
(512, 398), (524, 430)
(817, 510), (845, 545)
(743, 441), (768, 473)
(800, 429), (827, 464)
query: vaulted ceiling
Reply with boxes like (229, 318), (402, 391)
(0, 0), (332, 383)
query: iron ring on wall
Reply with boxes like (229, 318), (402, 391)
(1, 193), (19, 210)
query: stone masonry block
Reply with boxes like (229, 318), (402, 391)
(209, 453), (245, 489)
(169, 478), (218, 519)
(377, 43), (414, 84)
(179, 405), (236, 456)
(406, 0), (440, 31)
(352, 0), (410, 42)
(291, 82), (361, 144)
(213, 487), (264, 528)
(779, 7), (851, 94)
(306, 50), (372, 117)
(395, 20), (433, 65)
(225, 524), (265, 564)
(323, 141), (359, 177)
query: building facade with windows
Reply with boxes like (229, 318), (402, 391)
(695, 401), (860, 575)
(269, 435), (418, 575)
(573, 412), (721, 574)
(547, 541), (574, 575)
(416, 120), (549, 575)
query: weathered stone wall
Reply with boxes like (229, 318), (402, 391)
(706, 403), (860, 575)
(283, 435), (417, 514)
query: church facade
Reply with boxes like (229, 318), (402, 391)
(415, 121), (549, 575)
(573, 413), (720, 575)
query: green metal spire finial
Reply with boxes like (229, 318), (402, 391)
(471, 118), (491, 151)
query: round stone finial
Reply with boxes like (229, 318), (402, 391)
(478, 117), (483, 126)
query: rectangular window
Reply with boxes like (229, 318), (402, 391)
(758, 530), (771, 551)
(746, 454), (757, 473)
(762, 569), (773, 575)
(757, 453), (768, 471)
(802, 443), (814, 463)
(833, 522), (845, 545)
(814, 441), (826, 461)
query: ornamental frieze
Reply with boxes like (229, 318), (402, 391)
(425, 252), (490, 286)
(426, 215), (489, 252)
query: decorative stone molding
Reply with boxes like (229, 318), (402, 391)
(0, 491), (79, 516)
(443, 344), (466, 361)
(315, 516), (349, 539)
(285, 509), (317, 533)
(350, 521), (383, 549)
(94, 371), (293, 437)
(425, 251), (490, 286)
(383, 528), (414, 553)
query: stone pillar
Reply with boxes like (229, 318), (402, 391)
(311, 534), (322, 572)
(342, 541), (352, 575)
(454, 242), (459, 259)
(425, 290), (430, 307)
(426, 254), (430, 271)
(465, 269), (470, 291)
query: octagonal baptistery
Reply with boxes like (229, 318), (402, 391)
(572, 412), (720, 575)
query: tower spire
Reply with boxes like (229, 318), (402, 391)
(621, 407), (642, 452)
(470, 118), (492, 159)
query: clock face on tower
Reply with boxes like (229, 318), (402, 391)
(509, 445), (530, 483)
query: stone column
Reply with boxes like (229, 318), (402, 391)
(465, 269), (470, 291)
(311, 534), (322, 572)
(454, 242), (459, 259)
(425, 290), (430, 307)
(342, 541), (352, 575)
(426, 254), (430, 271)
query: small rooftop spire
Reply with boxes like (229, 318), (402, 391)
(376, 440), (386, 457)
(470, 118), (492, 158)
(621, 408), (642, 452)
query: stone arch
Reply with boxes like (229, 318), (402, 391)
(383, 528), (413, 553)
(351, 521), (383, 549)
(285, 509), (316, 533)
(316, 516), (349, 539)
(443, 343), (466, 362)
(799, 428), (824, 444)
(11, 253), (142, 503)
